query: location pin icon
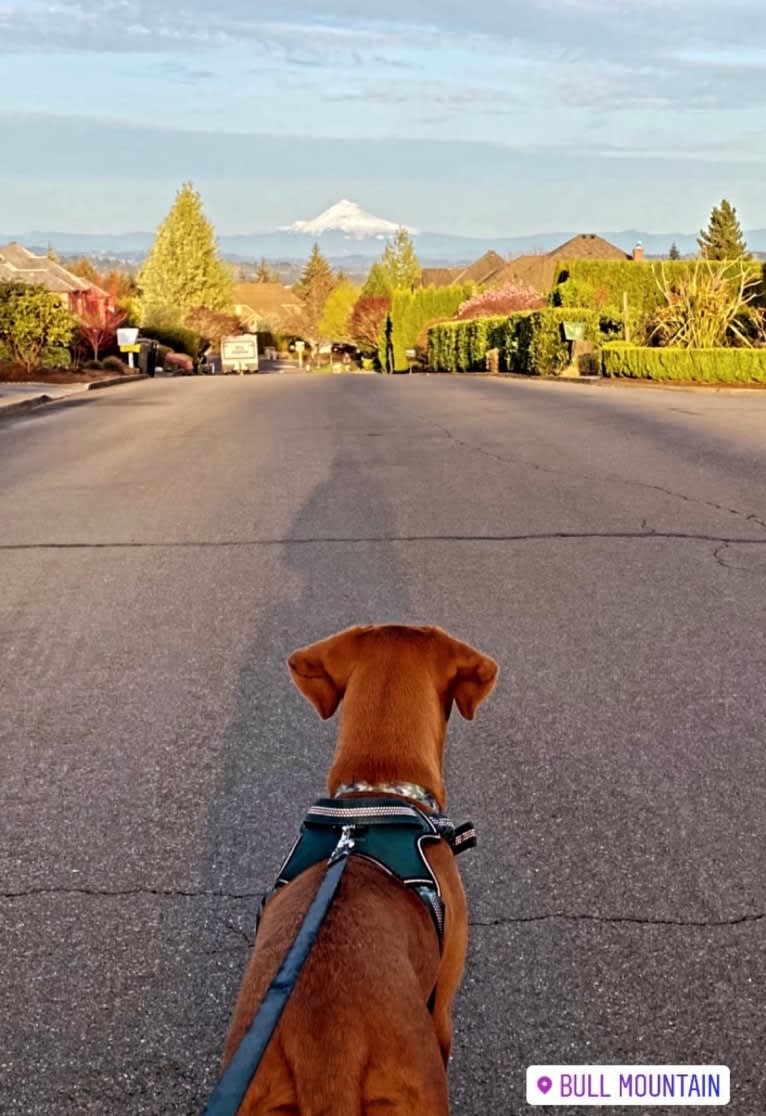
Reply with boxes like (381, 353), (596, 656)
(537, 1076), (553, 1096)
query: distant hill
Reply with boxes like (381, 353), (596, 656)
(5, 215), (766, 268)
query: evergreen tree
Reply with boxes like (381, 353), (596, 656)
(361, 261), (393, 298)
(254, 258), (277, 283)
(379, 227), (421, 291)
(320, 281), (360, 344)
(698, 199), (750, 260)
(669, 242), (681, 261)
(294, 243), (336, 350)
(136, 182), (233, 328)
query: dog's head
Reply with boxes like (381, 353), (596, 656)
(287, 625), (498, 803)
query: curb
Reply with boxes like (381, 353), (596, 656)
(87, 374), (149, 391)
(0, 374), (149, 417)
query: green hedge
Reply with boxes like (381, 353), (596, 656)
(381, 285), (474, 371)
(510, 307), (600, 375)
(602, 343), (766, 383)
(427, 316), (508, 372)
(428, 308), (599, 375)
(140, 322), (201, 357)
(553, 259), (766, 344)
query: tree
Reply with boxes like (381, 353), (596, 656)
(294, 243), (336, 350)
(254, 258), (278, 283)
(698, 199), (750, 260)
(136, 182), (234, 328)
(669, 242), (681, 261)
(69, 257), (101, 284)
(75, 293), (126, 361)
(456, 281), (544, 319)
(361, 261), (393, 298)
(0, 283), (75, 372)
(350, 295), (391, 352)
(378, 227), (421, 291)
(185, 307), (242, 350)
(319, 281), (360, 344)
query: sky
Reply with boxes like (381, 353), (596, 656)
(1, 0), (765, 237)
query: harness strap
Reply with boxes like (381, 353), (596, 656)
(202, 842), (352, 1116)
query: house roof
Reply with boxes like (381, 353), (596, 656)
(233, 282), (304, 328)
(0, 242), (108, 296)
(491, 253), (560, 293)
(455, 250), (506, 286)
(420, 267), (463, 288)
(552, 233), (631, 261)
(421, 233), (632, 295)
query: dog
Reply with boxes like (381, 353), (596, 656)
(222, 624), (498, 1115)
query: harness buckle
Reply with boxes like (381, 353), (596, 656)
(330, 824), (357, 862)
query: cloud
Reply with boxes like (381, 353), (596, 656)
(3, 2), (762, 61)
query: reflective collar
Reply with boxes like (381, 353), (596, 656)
(335, 780), (440, 813)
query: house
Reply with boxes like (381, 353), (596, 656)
(233, 282), (305, 336)
(421, 235), (638, 295)
(0, 242), (113, 319)
(420, 250), (507, 289)
(493, 234), (633, 294)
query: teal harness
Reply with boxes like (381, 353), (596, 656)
(265, 796), (477, 948)
(203, 795), (476, 1116)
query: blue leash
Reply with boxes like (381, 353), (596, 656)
(202, 831), (354, 1116)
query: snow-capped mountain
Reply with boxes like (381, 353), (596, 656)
(282, 199), (415, 238)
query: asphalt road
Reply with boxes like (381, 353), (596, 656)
(1, 374), (764, 1116)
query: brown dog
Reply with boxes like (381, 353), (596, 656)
(222, 624), (498, 1115)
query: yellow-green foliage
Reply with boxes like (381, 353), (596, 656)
(601, 343), (766, 383)
(381, 285), (473, 371)
(427, 316), (507, 372)
(553, 259), (765, 343)
(428, 307), (599, 375)
(511, 308), (600, 375)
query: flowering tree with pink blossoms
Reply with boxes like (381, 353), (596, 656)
(457, 281), (544, 320)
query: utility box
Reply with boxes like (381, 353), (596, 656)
(221, 334), (259, 374)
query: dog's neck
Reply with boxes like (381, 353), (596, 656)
(327, 675), (447, 809)
(334, 780), (441, 813)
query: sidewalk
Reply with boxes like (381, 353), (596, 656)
(0, 375), (148, 416)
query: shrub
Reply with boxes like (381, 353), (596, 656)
(0, 282), (75, 372)
(83, 359), (104, 370)
(427, 316), (510, 372)
(381, 285), (474, 371)
(41, 346), (72, 368)
(140, 322), (201, 357)
(651, 258), (763, 348)
(553, 259), (765, 344)
(601, 344), (766, 383)
(101, 355), (129, 373)
(510, 307), (600, 376)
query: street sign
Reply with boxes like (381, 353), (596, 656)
(119, 344), (141, 353)
(116, 327), (139, 347)
(562, 321), (586, 342)
(221, 334), (259, 373)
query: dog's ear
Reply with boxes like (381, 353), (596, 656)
(444, 636), (498, 721)
(287, 627), (363, 719)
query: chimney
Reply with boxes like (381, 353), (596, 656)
(632, 242), (645, 262)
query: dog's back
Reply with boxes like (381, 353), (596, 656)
(220, 625), (497, 1115)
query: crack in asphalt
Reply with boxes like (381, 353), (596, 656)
(0, 886), (265, 901)
(414, 415), (766, 534)
(3, 889), (762, 932)
(2, 532), (766, 551)
(471, 911), (765, 929)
